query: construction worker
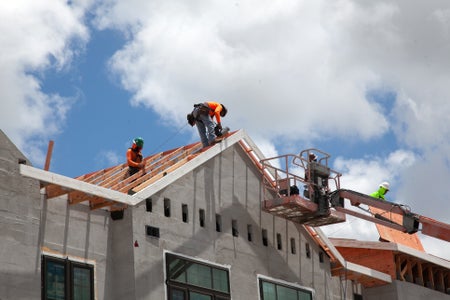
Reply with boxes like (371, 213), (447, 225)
(304, 152), (317, 196)
(370, 181), (390, 200)
(126, 137), (145, 176)
(187, 101), (228, 147)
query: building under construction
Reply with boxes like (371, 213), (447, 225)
(0, 129), (449, 299)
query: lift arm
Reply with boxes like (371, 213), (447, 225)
(330, 189), (450, 243)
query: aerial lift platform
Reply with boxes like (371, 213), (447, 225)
(261, 149), (450, 243)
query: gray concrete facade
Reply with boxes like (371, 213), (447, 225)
(364, 280), (450, 300)
(4, 129), (447, 299)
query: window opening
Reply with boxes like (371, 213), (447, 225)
(290, 238), (296, 254)
(319, 252), (324, 263)
(259, 278), (312, 300)
(166, 253), (230, 300)
(232, 220), (238, 237)
(247, 224), (253, 242)
(182, 204), (189, 223)
(276, 233), (282, 250)
(199, 209), (205, 227)
(164, 198), (171, 217)
(146, 197), (152, 212)
(42, 255), (94, 300)
(216, 214), (222, 232)
(262, 229), (268, 246)
(305, 243), (311, 259)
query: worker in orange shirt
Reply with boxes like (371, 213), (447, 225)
(187, 102), (228, 147)
(126, 137), (145, 176)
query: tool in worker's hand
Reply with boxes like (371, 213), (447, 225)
(214, 126), (230, 143)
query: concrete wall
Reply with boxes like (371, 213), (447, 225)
(9, 129), (446, 299)
(364, 280), (450, 300)
(0, 131), (112, 300)
(0, 131), (41, 299)
(129, 145), (353, 300)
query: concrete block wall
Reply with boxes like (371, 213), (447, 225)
(364, 279), (450, 300)
(0, 131), (112, 300)
(0, 129), (356, 299)
(0, 131), (42, 299)
(129, 145), (354, 300)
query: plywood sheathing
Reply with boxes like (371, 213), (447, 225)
(330, 238), (450, 293)
(369, 206), (425, 251)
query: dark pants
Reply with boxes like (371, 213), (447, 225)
(128, 166), (140, 176)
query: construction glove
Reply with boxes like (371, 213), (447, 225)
(214, 125), (222, 137)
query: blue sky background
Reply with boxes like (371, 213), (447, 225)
(1, 0), (449, 259)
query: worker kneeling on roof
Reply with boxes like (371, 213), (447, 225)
(187, 101), (228, 148)
(370, 181), (390, 200)
(126, 137), (145, 176)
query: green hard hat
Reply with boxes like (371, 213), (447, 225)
(134, 137), (144, 148)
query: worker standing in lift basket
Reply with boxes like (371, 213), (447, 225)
(304, 152), (329, 215)
(370, 182), (390, 200)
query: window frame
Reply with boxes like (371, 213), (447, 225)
(165, 252), (231, 300)
(257, 275), (314, 300)
(42, 255), (94, 300)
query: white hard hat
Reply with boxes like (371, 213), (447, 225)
(380, 182), (390, 190)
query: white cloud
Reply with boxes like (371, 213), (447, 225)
(97, 150), (121, 168)
(91, 0), (450, 259)
(326, 149), (450, 259)
(2, 0), (450, 260)
(0, 0), (90, 165)
(100, 0), (391, 142)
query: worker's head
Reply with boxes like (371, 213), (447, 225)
(187, 113), (195, 126)
(379, 181), (390, 194)
(133, 137), (144, 149)
(308, 152), (317, 162)
(220, 104), (228, 117)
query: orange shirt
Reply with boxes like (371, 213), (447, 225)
(206, 102), (223, 124)
(127, 145), (143, 168)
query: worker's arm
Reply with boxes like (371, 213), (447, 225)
(208, 102), (223, 124)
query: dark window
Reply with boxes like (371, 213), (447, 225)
(276, 234), (282, 250)
(262, 229), (268, 246)
(146, 225), (160, 238)
(164, 198), (171, 217)
(290, 238), (296, 255)
(42, 255), (94, 300)
(199, 209), (205, 227)
(305, 243), (311, 259)
(146, 197), (152, 212)
(259, 278), (312, 300)
(319, 252), (324, 263)
(216, 214), (222, 232)
(182, 204), (189, 223)
(247, 224), (253, 242)
(231, 220), (238, 237)
(354, 294), (363, 300)
(166, 253), (230, 300)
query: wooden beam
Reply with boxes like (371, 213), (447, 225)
(90, 200), (114, 210)
(426, 266), (435, 289)
(45, 184), (71, 198)
(44, 140), (54, 171)
(132, 157), (190, 192)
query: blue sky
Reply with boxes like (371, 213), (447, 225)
(1, 0), (450, 259)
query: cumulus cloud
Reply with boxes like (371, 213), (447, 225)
(324, 149), (449, 259)
(0, 0), (90, 164)
(2, 0), (450, 259)
(99, 0), (390, 143)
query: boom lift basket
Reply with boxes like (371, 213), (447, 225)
(260, 149), (346, 227)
